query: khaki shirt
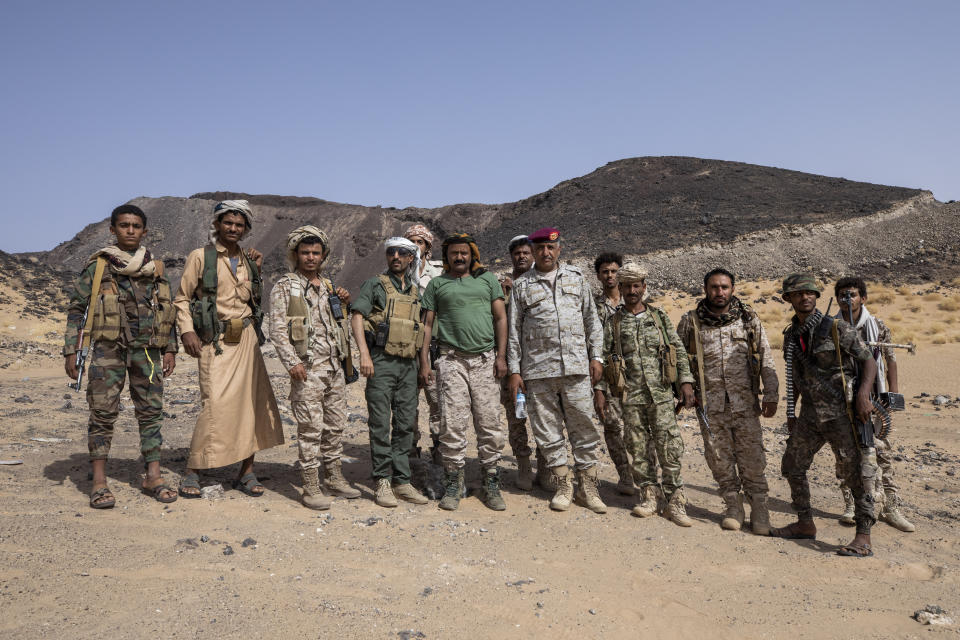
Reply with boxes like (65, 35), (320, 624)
(268, 272), (341, 371)
(174, 242), (253, 335)
(594, 291), (622, 326)
(415, 260), (443, 295)
(507, 264), (603, 380)
(677, 309), (779, 415)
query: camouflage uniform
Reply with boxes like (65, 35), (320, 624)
(603, 306), (694, 498)
(415, 260), (444, 445)
(831, 316), (902, 504)
(782, 313), (878, 533)
(64, 256), (178, 462)
(268, 272), (347, 469)
(677, 301), (779, 497)
(594, 293), (631, 470)
(507, 264), (603, 470)
(499, 283), (534, 459)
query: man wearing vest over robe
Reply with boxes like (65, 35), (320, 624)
(173, 200), (284, 499)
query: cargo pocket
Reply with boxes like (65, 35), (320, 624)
(289, 317), (310, 356)
(92, 294), (121, 341)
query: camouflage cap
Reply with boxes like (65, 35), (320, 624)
(781, 273), (822, 300)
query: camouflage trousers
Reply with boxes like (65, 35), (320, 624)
(699, 403), (769, 496)
(289, 359), (347, 470)
(416, 372), (442, 444)
(436, 349), (505, 469)
(832, 434), (900, 505)
(598, 392), (630, 469)
(85, 342), (164, 463)
(781, 415), (877, 534)
(623, 400), (684, 498)
(500, 375), (532, 459)
(526, 375), (601, 470)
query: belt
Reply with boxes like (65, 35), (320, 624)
(438, 344), (490, 358)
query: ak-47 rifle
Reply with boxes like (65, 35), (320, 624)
(868, 341), (916, 355)
(69, 304), (91, 392)
(327, 285), (358, 384)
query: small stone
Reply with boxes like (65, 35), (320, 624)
(420, 587), (433, 597)
(13, 395), (32, 404)
(223, 545), (234, 556)
(201, 484), (225, 500)
(933, 395), (950, 406)
(589, 609), (597, 615)
(241, 537), (257, 548)
(200, 535), (210, 543)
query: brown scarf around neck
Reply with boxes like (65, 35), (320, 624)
(695, 295), (749, 328)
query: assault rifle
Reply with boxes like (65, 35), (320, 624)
(868, 341), (916, 355)
(69, 304), (90, 392)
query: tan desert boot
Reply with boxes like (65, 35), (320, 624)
(516, 456), (534, 492)
(616, 463), (637, 496)
(300, 467), (332, 510)
(748, 493), (771, 536)
(880, 492), (915, 532)
(393, 482), (429, 505)
(574, 467), (607, 514)
(631, 485), (659, 518)
(323, 460), (361, 499)
(665, 489), (693, 527)
(375, 478), (398, 508)
(839, 486), (856, 525)
(549, 465), (573, 511)
(721, 492), (745, 531)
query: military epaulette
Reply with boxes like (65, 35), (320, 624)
(563, 264), (584, 276)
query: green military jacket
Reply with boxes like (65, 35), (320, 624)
(602, 305), (694, 406)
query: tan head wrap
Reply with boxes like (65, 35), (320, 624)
(617, 262), (647, 284)
(209, 199), (255, 244)
(286, 225), (330, 270)
(404, 224), (434, 250)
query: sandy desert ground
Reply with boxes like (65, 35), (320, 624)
(0, 281), (958, 639)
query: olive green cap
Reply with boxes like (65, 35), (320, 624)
(781, 273), (822, 300)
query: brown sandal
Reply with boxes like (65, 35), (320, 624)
(769, 522), (816, 540)
(89, 486), (115, 509)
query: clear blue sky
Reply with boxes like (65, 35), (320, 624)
(2, 1), (958, 252)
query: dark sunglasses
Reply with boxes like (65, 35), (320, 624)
(386, 248), (414, 257)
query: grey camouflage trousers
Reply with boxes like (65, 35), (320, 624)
(699, 403), (769, 496)
(599, 391), (631, 469)
(437, 349), (505, 469)
(290, 360), (347, 470)
(526, 374), (601, 470)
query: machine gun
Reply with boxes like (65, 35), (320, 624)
(868, 341), (916, 355)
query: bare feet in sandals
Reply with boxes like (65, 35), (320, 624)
(837, 532), (874, 557)
(89, 484), (115, 509)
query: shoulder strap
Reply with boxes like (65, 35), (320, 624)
(378, 273), (397, 296)
(201, 246), (218, 295)
(80, 258), (107, 351)
(613, 309), (623, 358)
(649, 306), (669, 346)
(153, 259), (164, 279)
(691, 313), (707, 411)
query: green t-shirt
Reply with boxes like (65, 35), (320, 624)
(421, 271), (504, 354)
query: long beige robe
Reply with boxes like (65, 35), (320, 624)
(174, 243), (284, 469)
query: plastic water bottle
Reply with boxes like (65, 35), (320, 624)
(515, 390), (527, 419)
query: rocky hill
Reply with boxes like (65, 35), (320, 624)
(36, 156), (956, 293)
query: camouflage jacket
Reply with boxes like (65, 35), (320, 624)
(594, 291), (623, 326)
(602, 306), (694, 406)
(64, 257), (178, 356)
(268, 272), (342, 371)
(677, 306), (779, 415)
(507, 264), (603, 380)
(415, 260), (443, 296)
(783, 314), (873, 422)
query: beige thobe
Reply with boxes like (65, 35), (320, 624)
(174, 242), (284, 469)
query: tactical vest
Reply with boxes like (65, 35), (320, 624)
(89, 257), (176, 349)
(283, 272), (348, 360)
(363, 274), (424, 359)
(189, 245), (264, 353)
(687, 305), (763, 397)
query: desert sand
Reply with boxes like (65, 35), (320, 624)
(0, 282), (957, 639)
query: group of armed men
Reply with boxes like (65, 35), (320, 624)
(64, 200), (915, 558)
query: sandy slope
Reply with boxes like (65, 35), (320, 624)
(0, 283), (957, 639)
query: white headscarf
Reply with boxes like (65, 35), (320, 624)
(209, 200), (254, 244)
(384, 236), (420, 283)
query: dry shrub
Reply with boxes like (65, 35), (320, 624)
(923, 323), (947, 336)
(892, 327), (915, 344)
(888, 312), (903, 322)
(896, 286), (912, 296)
(932, 336), (947, 345)
(871, 291), (895, 304)
(938, 299), (960, 312)
(907, 304), (922, 313)
(952, 334), (960, 343)
(922, 292), (941, 302)
(945, 316), (957, 325)
(761, 288), (778, 297)
(767, 333), (783, 349)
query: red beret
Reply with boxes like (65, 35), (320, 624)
(529, 227), (560, 243)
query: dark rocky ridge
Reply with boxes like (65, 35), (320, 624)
(34, 156), (952, 293)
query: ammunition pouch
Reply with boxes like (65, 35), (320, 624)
(91, 293), (121, 342)
(363, 274), (423, 359)
(223, 318), (248, 344)
(603, 355), (626, 399)
(189, 295), (221, 345)
(289, 316), (310, 356)
(150, 278), (177, 349)
(384, 316), (423, 359)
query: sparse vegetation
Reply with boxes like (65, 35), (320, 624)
(923, 292), (941, 302)
(888, 312), (903, 322)
(937, 298), (960, 312)
(896, 286), (912, 296)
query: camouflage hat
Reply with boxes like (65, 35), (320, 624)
(781, 273), (822, 300)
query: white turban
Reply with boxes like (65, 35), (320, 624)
(209, 200), (254, 244)
(384, 236), (420, 282)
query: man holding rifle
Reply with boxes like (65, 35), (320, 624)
(269, 225), (361, 510)
(772, 274), (879, 557)
(64, 204), (178, 508)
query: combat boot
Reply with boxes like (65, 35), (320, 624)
(480, 466), (507, 511)
(438, 468), (465, 511)
(393, 483), (429, 505)
(880, 492), (915, 532)
(299, 467), (332, 510)
(549, 465), (574, 511)
(748, 493), (771, 536)
(839, 486), (856, 525)
(574, 467), (607, 514)
(323, 460), (361, 499)
(631, 485), (659, 518)
(720, 492), (745, 531)
(375, 478), (398, 508)
(616, 463), (636, 496)
(536, 449), (555, 492)
(515, 456), (534, 491)
(665, 489), (693, 527)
